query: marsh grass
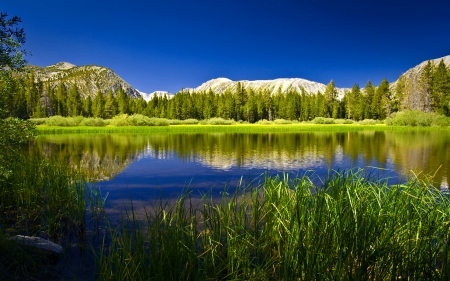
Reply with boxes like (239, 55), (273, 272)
(36, 124), (398, 135)
(96, 170), (450, 280)
(0, 154), (105, 280)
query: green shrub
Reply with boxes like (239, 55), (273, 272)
(256, 119), (274, 125)
(147, 117), (170, 126)
(79, 117), (106, 127)
(312, 117), (335, 124)
(385, 110), (450, 127)
(273, 119), (292, 124)
(200, 118), (235, 125)
(334, 118), (354, 124)
(45, 116), (69, 126)
(358, 119), (378, 125)
(28, 118), (46, 125)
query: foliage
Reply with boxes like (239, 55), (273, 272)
(96, 171), (450, 280)
(385, 110), (450, 127)
(357, 119), (379, 125)
(311, 116), (336, 124)
(199, 117), (236, 125)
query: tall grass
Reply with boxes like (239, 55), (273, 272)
(96, 170), (450, 280)
(0, 153), (105, 280)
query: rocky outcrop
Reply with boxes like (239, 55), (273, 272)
(23, 62), (141, 99)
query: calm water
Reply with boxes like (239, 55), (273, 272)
(32, 130), (450, 207)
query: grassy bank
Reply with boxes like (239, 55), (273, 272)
(36, 123), (391, 134)
(96, 171), (450, 280)
(35, 122), (450, 135)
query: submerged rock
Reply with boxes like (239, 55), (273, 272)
(10, 235), (63, 265)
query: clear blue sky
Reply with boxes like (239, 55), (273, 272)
(4, 0), (450, 94)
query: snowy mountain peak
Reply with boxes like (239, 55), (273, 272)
(138, 90), (172, 102)
(195, 77), (348, 99)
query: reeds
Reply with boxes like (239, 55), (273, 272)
(96, 170), (450, 280)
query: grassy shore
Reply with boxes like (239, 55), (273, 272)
(35, 123), (448, 135)
(95, 170), (450, 280)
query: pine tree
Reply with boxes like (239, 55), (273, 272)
(394, 74), (406, 112)
(363, 80), (375, 119)
(372, 78), (389, 119)
(67, 84), (81, 116)
(55, 82), (68, 116)
(83, 96), (92, 117)
(116, 87), (129, 115)
(324, 80), (338, 118)
(25, 71), (38, 117)
(431, 59), (450, 115)
(104, 90), (117, 118)
(418, 60), (434, 112)
(92, 90), (105, 118)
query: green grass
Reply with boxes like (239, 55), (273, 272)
(0, 154), (104, 280)
(95, 170), (450, 280)
(36, 123), (450, 135)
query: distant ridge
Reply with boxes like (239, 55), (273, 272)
(193, 77), (349, 99)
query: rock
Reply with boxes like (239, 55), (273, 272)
(9, 234), (63, 265)
(10, 235), (63, 255)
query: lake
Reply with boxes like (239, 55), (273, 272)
(31, 129), (450, 209)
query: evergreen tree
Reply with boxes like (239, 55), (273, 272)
(363, 80), (375, 119)
(418, 60), (433, 112)
(25, 71), (38, 117)
(104, 90), (117, 118)
(324, 80), (339, 118)
(92, 90), (105, 118)
(116, 87), (129, 115)
(67, 84), (82, 116)
(372, 79), (389, 119)
(431, 59), (450, 115)
(55, 82), (67, 116)
(394, 74), (406, 112)
(83, 96), (92, 117)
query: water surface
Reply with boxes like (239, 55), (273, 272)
(32, 130), (450, 207)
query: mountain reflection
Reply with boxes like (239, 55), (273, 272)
(31, 131), (450, 188)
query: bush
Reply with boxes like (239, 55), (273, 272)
(273, 119), (292, 124)
(79, 117), (106, 127)
(256, 119), (274, 125)
(200, 118), (235, 125)
(358, 119), (378, 125)
(28, 118), (46, 125)
(334, 119), (354, 124)
(385, 110), (450, 127)
(45, 116), (69, 126)
(312, 117), (335, 124)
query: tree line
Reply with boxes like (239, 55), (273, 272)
(6, 59), (450, 121)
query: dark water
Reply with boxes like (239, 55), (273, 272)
(32, 130), (450, 208)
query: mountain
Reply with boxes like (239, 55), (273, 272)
(23, 62), (141, 98)
(192, 77), (349, 99)
(389, 55), (450, 111)
(138, 90), (173, 102)
(392, 55), (450, 85)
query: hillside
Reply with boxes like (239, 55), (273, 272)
(22, 62), (141, 98)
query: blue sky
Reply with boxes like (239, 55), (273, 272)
(4, 0), (450, 94)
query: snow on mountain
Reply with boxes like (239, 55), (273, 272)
(194, 77), (349, 99)
(138, 90), (172, 102)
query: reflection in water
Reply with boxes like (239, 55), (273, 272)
(32, 130), (450, 189)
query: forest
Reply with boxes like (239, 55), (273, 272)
(4, 59), (450, 123)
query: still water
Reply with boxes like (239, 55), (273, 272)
(32, 130), (450, 207)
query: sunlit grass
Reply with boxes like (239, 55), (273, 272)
(96, 170), (450, 280)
